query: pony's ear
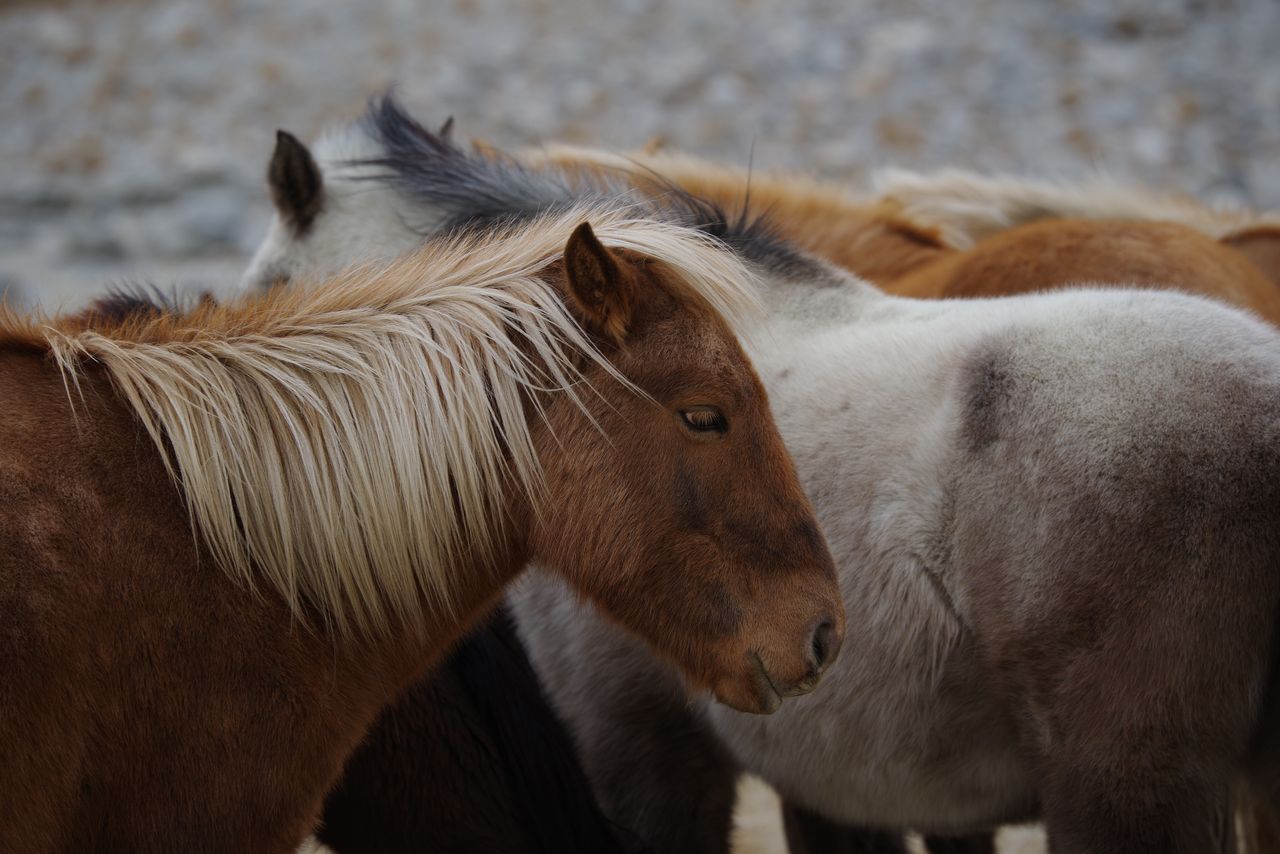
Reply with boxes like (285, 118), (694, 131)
(1224, 227), (1280, 290)
(562, 222), (637, 346)
(640, 134), (667, 155)
(268, 130), (324, 233)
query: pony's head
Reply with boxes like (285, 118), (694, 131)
(238, 103), (845, 712)
(521, 216), (843, 713)
(241, 126), (429, 292)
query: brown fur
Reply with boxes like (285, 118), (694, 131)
(890, 218), (1280, 324)
(1225, 226), (1280, 292)
(0, 227), (842, 851)
(0, 349), (439, 852)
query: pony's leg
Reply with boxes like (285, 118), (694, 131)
(920, 833), (996, 854)
(1026, 634), (1244, 852)
(780, 802), (907, 854)
(1247, 800), (1280, 854)
(1022, 601), (1258, 854)
(1241, 690), (1280, 854)
(580, 698), (740, 853)
(1236, 784), (1280, 854)
(512, 577), (741, 852)
(1039, 767), (1235, 854)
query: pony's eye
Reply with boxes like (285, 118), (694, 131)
(680, 407), (728, 435)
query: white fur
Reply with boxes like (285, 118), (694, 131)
(241, 125), (444, 292)
(711, 281), (1280, 827)
(515, 274), (1280, 831)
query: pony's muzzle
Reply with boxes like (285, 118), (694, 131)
(810, 619), (837, 672)
(718, 611), (844, 713)
(806, 617), (839, 677)
(783, 616), (843, 697)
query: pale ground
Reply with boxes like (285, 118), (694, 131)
(3, 0), (1279, 311)
(4, 1), (1277, 851)
(731, 776), (1046, 854)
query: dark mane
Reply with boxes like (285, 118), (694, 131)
(356, 93), (819, 275)
(357, 93), (592, 231)
(88, 285), (178, 322)
(63, 283), (207, 331)
(450, 610), (651, 853)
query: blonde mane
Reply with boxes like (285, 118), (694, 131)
(873, 167), (1280, 250)
(4, 203), (758, 637)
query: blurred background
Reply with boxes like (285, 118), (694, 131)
(2, 0), (1278, 310)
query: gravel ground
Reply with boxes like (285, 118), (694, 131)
(732, 777), (1047, 854)
(2, 0), (1279, 311)
(2, 2), (1276, 850)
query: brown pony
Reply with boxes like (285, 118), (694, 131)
(0, 203), (844, 852)
(65, 290), (646, 854)
(528, 145), (1280, 322)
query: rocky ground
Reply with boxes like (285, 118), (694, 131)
(732, 777), (1046, 854)
(2, 0), (1278, 310)
(2, 1), (1275, 851)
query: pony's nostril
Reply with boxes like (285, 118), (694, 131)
(811, 620), (835, 671)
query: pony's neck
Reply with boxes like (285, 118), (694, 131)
(753, 263), (891, 333)
(358, 491), (537, 686)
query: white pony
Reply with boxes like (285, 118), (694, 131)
(249, 98), (1280, 854)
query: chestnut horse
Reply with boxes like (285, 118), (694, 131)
(69, 290), (647, 854)
(0, 198), (845, 852)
